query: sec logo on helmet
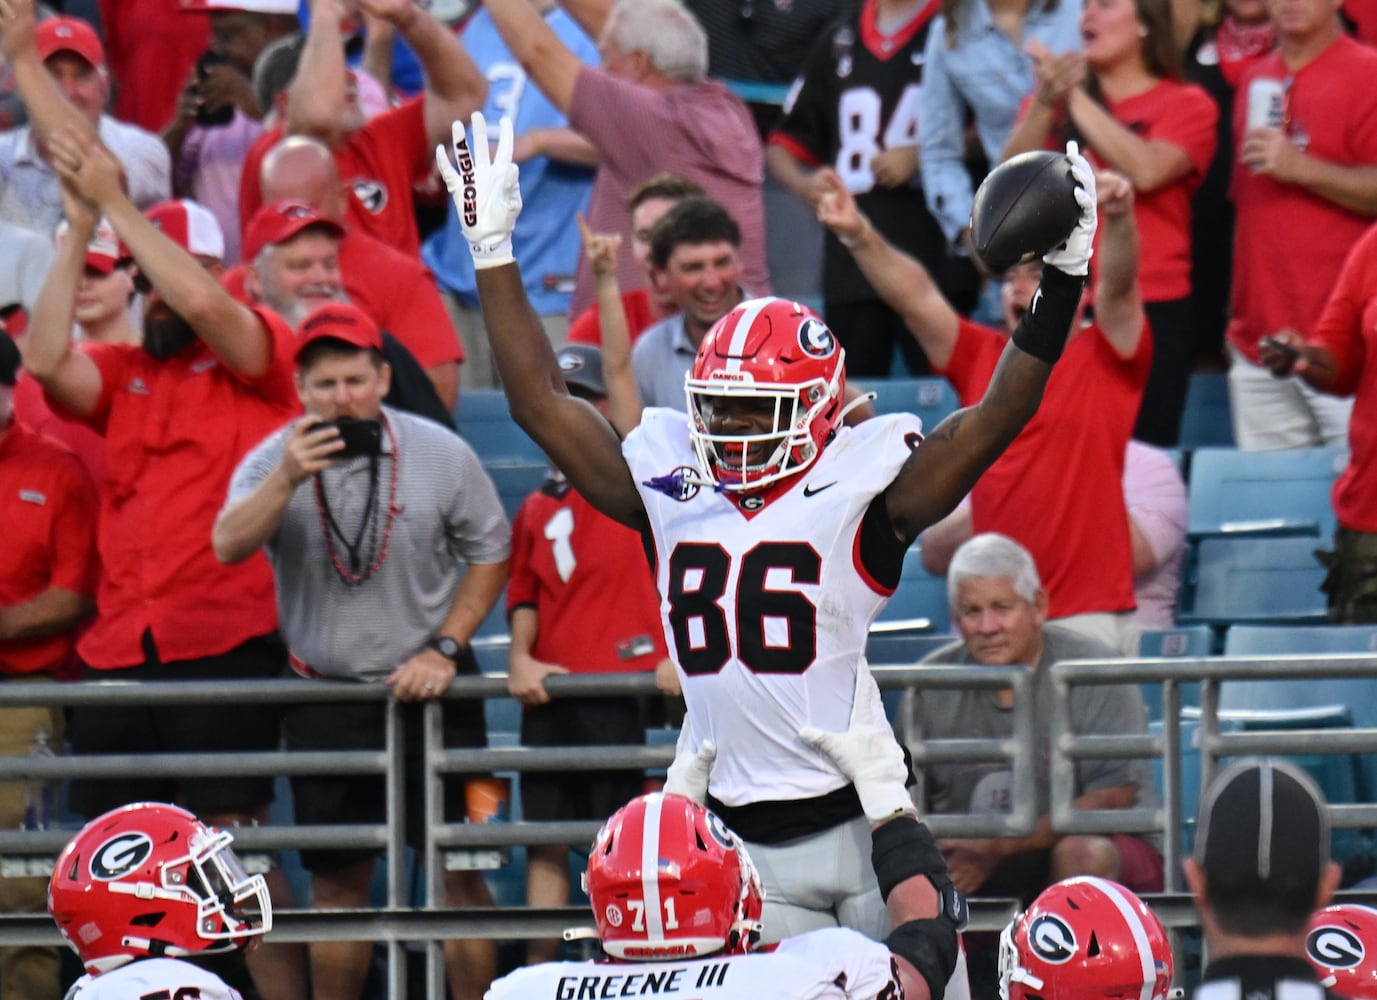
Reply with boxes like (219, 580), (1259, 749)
(797, 318), (836, 360)
(89, 832), (154, 881)
(1028, 913), (1077, 963)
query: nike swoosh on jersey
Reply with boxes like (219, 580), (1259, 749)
(803, 481), (838, 497)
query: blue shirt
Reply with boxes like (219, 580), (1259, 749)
(917, 0), (1082, 244)
(422, 8), (597, 316)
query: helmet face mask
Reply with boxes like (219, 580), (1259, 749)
(686, 297), (844, 494)
(998, 877), (1174, 1000)
(1307, 904), (1377, 997)
(583, 793), (764, 961)
(49, 802), (272, 974)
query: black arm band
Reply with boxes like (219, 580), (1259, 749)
(871, 815), (947, 903)
(1009, 265), (1087, 364)
(886, 917), (961, 1000)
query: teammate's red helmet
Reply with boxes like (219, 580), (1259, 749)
(48, 802), (272, 974)
(1307, 904), (1377, 997)
(583, 793), (764, 961)
(998, 877), (1174, 1000)
(686, 297), (846, 492)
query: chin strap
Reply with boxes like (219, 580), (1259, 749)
(834, 390), (876, 425)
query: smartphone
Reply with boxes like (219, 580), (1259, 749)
(194, 51), (237, 128)
(325, 417), (383, 459)
(1260, 335), (1300, 361)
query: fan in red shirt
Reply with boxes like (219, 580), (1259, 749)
(818, 160), (1152, 655)
(238, 0), (487, 257)
(1003, 0), (1217, 448)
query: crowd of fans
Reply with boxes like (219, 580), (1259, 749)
(2, 0), (1376, 996)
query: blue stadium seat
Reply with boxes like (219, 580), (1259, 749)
(1221, 624), (1377, 798)
(1137, 625), (1214, 721)
(454, 389), (546, 464)
(485, 461), (552, 521)
(866, 630), (958, 666)
(856, 376), (960, 433)
(1177, 536), (1328, 627)
(1177, 371), (1235, 448)
(875, 547), (951, 634)
(1186, 446), (1346, 539)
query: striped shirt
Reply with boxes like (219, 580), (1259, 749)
(227, 407), (511, 682)
(0, 115), (170, 237)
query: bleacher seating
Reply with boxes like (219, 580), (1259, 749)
(485, 461), (551, 520)
(1177, 536), (1328, 627)
(1186, 445), (1345, 539)
(1137, 625), (1212, 721)
(876, 547), (952, 634)
(1221, 623), (1377, 798)
(454, 389), (546, 465)
(1177, 371), (1234, 448)
(858, 376), (960, 431)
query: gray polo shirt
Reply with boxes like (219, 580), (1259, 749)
(631, 313), (698, 411)
(226, 406), (511, 682)
(0, 115), (170, 237)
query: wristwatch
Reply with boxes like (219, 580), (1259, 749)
(427, 636), (465, 664)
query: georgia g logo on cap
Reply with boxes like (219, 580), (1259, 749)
(89, 832), (154, 881)
(1028, 914), (1078, 963)
(1309, 925), (1365, 969)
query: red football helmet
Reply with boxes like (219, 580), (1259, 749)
(582, 793), (764, 961)
(686, 297), (846, 492)
(48, 802), (272, 974)
(999, 877), (1175, 1000)
(1307, 904), (1377, 997)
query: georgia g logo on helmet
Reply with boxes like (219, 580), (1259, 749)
(1028, 914), (1078, 964)
(89, 832), (154, 881)
(1309, 925), (1366, 969)
(797, 318), (836, 360)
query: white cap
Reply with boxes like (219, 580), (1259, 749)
(145, 199), (226, 262)
(180, 0), (300, 14)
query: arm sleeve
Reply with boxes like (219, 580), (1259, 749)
(918, 22), (976, 245)
(505, 499), (541, 611)
(1309, 223), (1377, 396)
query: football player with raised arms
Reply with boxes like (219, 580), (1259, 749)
(47, 802), (272, 1000)
(488, 668), (970, 998)
(438, 111), (1096, 993)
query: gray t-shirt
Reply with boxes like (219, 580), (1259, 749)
(909, 624), (1160, 846)
(226, 406), (511, 681)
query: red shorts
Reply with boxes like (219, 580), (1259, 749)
(1113, 833), (1165, 892)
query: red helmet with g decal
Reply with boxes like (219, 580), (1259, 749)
(1307, 904), (1377, 997)
(48, 802), (272, 974)
(999, 877), (1174, 1000)
(583, 793), (764, 961)
(686, 297), (845, 492)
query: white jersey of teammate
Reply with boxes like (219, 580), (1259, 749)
(486, 927), (901, 1000)
(624, 408), (922, 806)
(65, 958), (243, 1000)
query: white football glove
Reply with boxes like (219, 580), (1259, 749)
(435, 111), (522, 270)
(663, 725), (716, 804)
(799, 665), (916, 825)
(1042, 140), (1097, 277)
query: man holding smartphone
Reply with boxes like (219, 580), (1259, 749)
(213, 300), (512, 1000)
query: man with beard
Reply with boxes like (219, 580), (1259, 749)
(240, 198), (455, 429)
(19, 166), (306, 1000)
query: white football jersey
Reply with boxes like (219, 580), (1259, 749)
(486, 927), (901, 999)
(65, 958), (243, 1000)
(625, 409), (922, 805)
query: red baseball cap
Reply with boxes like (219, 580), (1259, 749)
(145, 199), (225, 261)
(36, 16), (106, 69)
(294, 302), (382, 361)
(56, 217), (131, 275)
(243, 200), (345, 262)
